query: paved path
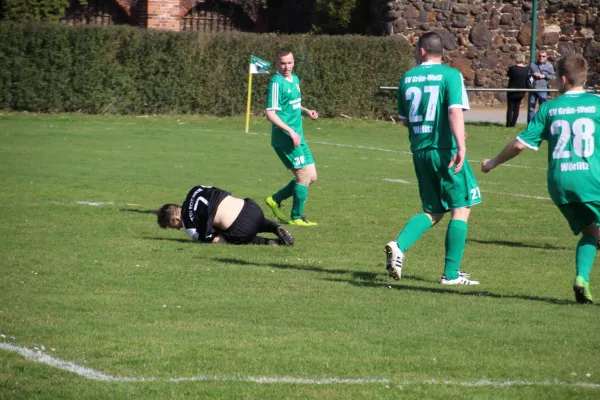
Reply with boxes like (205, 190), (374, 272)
(465, 105), (528, 125)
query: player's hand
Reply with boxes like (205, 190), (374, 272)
(481, 159), (494, 173)
(290, 131), (301, 147)
(448, 149), (465, 174)
(307, 110), (319, 120)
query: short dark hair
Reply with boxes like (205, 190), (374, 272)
(156, 204), (180, 228)
(557, 54), (588, 88)
(276, 48), (293, 59)
(417, 32), (444, 56)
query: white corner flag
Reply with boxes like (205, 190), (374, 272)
(246, 55), (271, 133)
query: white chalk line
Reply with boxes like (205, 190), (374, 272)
(383, 178), (411, 184)
(76, 201), (115, 206)
(0, 342), (386, 384)
(2, 343), (598, 388)
(483, 190), (551, 200)
(418, 378), (600, 388)
(383, 179), (551, 200)
(49, 200), (115, 207)
(194, 127), (545, 171)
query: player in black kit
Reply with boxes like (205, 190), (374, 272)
(157, 185), (295, 246)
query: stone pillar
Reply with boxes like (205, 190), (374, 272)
(147, 0), (180, 31)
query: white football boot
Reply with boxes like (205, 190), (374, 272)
(385, 241), (404, 280)
(440, 275), (480, 285)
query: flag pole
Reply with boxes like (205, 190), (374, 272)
(245, 70), (253, 133)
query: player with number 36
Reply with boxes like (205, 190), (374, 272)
(482, 54), (600, 304)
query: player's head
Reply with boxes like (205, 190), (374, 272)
(515, 53), (526, 64)
(557, 54), (588, 93)
(156, 204), (183, 230)
(416, 32), (444, 63)
(276, 48), (294, 78)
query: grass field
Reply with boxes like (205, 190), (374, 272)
(0, 112), (599, 399)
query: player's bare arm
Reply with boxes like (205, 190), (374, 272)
(447, 107), (467, 174)
(301, 107), (319, 120)
(265, 109), (301, 147)
(481, 139), (526, 173)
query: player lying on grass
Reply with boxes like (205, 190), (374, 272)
(482, 54), (600, 304)
(157, 185), (295, 246)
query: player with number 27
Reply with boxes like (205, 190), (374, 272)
(384, 31), (482, 286)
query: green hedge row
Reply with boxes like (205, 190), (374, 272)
(0, 22), (413, 118)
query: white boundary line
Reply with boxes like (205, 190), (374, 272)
(2, 343), (598, 388)
(49, 201), (115, 207)
(0, 342), (386, 384)
(383, 178), (411, 184)
(483, 190), (551, 200)
(418, 378), (600, 388)
(383, 179), (551, 201)
(193, 128), (545, 171)
(75, 201), (115, 206)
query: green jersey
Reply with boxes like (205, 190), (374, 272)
(518, 91), (600, 205)
(397, 62), (469, 152)
(266, 72), (303, 147)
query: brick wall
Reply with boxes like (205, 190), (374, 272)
(147, 0), (180, 30)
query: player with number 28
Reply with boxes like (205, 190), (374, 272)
(482, 54), (600, 304)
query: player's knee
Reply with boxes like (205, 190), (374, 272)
(428, 213), (444, 225)
(310, 173), (318, 185)
(450, 207), (471, 221)
(581, 224), (600, 239)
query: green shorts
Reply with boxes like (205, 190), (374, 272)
(273, 140), (315, 170)
(557, 202), (600, 235)
(413, 149), (482, 214)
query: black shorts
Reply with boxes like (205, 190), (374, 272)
(222, 199), (265, 244)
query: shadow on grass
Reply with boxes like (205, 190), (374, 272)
(144, 236), (194, 244)
(324, 277), (592, 306)
(468, 238), (569, 251)
(121, 208), (157, 215)
(465, 121), (505, 128)
(213, 257), (379, 280)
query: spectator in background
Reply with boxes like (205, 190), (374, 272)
(505, 53), (529, 127)
(527, 50), (555, 122)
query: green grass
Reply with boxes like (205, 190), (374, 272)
(0, 112), (599, 399)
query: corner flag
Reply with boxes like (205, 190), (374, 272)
(249, 55), (271, 74)
(246, 55), (271, 133)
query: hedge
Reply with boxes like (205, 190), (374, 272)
(0, 22), (413, 118)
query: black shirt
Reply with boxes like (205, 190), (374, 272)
(181, 185), (230, 243)
(506, 65), (529, 99)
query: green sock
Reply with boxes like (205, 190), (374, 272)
(443, 220), (468, 280)
(576, 235), (596, 282)
(273, 179), (296, 204)
(397, 214), (433, 252)
(291, 183), (308, 220)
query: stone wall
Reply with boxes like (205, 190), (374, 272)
(371, 0), (600, 105)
